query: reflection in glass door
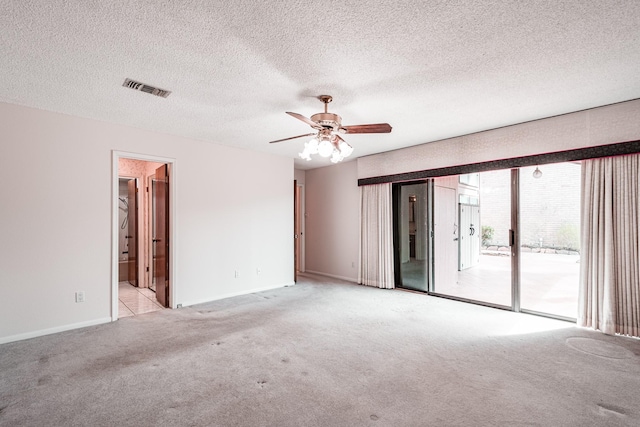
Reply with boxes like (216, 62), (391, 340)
(393, 182), (429, 292)
(433, 171), (512, 307)
(520, 163), (580, 319)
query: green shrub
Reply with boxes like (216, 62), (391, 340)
(482, 225), (494, 246)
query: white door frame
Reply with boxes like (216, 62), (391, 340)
(296, 182), (306, 273)
(111, 151), (177, 320)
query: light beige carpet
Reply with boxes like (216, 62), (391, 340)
(1, 274), (639, 426)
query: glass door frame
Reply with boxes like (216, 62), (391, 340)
(511, 169), (521, 313)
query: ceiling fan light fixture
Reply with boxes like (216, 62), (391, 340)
(307, 138), (319, 154)
(330, 151), (344, 163)
(269, 95), (391, 164)
(338, 140), (353, 157)
(298, 149), (312, 161)
(318, 139), (334, 157)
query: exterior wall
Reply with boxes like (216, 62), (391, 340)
(477, 164), (581, 251)
(519, 163), (581, 250)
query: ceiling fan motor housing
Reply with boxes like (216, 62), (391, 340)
(310, 112), (342, 131)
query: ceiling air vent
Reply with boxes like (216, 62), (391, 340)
(123, 78), (171, 98)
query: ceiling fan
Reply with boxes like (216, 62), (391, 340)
(269, 95), (392, 163)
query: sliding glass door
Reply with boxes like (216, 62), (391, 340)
(392, 162), (581, 320)
(433, 171), (512, 307)
(519, 163), (581, 319)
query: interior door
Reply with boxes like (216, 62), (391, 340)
(127, 178), (138, 286)
(154, 164), (169, 307)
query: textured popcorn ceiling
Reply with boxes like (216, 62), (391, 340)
(2, 1), (640, 169)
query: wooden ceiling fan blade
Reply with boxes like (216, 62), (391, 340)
(286, 112), (322, 129)
(268, 133), (316, 144)
(341, 123), (392, 134)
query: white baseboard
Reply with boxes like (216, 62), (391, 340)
(0, 317), (112, 345)
(177, 281), (296, 308)
(302, 270), (358, 283)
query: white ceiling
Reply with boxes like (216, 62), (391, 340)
(2, 1), (640, 169)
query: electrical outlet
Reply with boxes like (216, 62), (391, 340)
(256, 268), (261, 275)
(75, 291), (85, 303)
(351, 261), (355, 268)
(235, 270), (240, 278)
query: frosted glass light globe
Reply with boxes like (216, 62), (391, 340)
(298, 149), (311, 161)
(307, 138), (319, 154)
(331, 151), (344, 163)
(338, 141), (353, 157)
(318, 140), (334, 157)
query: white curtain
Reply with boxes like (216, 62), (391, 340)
(359, 183), (395, 289)
(579, 154), (640, 336)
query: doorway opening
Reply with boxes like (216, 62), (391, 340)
(112, 152), (175, 320)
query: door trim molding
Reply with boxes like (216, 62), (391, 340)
(111, 151), (177, 321)
(296, 182), (306, 274)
